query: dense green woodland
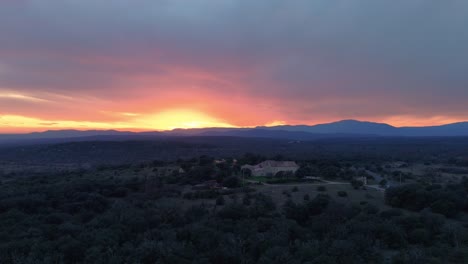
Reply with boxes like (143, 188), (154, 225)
(1, 156), (468, 264)
(1, 137), (468, 165)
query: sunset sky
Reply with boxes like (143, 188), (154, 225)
(1, 1), (468, 133)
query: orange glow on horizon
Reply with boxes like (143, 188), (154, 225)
(1, 109), (467, 134)
(0, 109), (237, 133)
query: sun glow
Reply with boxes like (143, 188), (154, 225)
(138, 109), (235, 130)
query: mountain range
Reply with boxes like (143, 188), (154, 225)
(1, 120), (468, 145)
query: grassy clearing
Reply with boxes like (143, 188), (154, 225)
(246, 176), (271, 183)
(256, 182), (388, 209)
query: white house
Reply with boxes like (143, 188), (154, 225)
(241, 160), (299, 177)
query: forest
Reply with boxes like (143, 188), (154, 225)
(1, 136), (468, 165)
(1, 150), (468, 264)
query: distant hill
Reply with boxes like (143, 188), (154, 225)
(259, 120), (396, 135)
(259, 120), (468, 137)
(1, 120), (468, 146)
(197, 128), (370, 140)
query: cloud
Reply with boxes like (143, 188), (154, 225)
(0, 91), (49, 103)
(0, 0), (468, 131)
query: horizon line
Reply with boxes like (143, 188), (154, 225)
(1, 119), (467, 135)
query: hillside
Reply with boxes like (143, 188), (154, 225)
(2, 120), (468, 147)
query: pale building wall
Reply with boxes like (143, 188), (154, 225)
(251, 167), (298, 177)
(242, 162), (299, 177)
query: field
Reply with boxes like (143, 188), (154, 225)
(256, 182), (387, 208)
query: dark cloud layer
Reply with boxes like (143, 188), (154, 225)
(1, 0), (468, 129)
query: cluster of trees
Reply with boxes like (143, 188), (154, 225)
(143, 156), (242, 187)
(2, 136), (468, 169)
(385, 178), (468, 218)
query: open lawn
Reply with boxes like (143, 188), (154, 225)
(245, 176), (319, 184)
(245, 176), (271, 183)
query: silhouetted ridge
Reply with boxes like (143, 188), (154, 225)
(1, 120), (468, 146)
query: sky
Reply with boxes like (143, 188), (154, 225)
(1, 0), (468, 133)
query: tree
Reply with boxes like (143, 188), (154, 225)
(306, 194), (330, 215)
(284, 171), (295, 178)
(408, 229), (430, 244)
(272, 154), (285, 161)
(249, 193), (276, 218)
(385, 184), (430, 211)
(431, 199), (458, 218)
(216, 196), (225, 206)
(275, 171), (285, 178)
(223, 176), (241, 188)
(351, 179), (364, 189)
(242, 195), (251, 206)
(283, 200), (309, 224)
(198, 155), (214, 166)
(321, 166), (340, 179)
(239, 153), (265, 165)
(337, 191), (348, 197)
(218, 203), (249, 220)
(317, 186), (326, 192)
(241, 168), (252, 177)
(379, 179), (388, 188)
(295, 166), (310, 178)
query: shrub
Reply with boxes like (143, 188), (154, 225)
(363, 204), (379, 214)
(223, 176), (241, 188)
(317, 186), (326, 192)
(283, 199), (309, 224)
(380, 209), (403, 219)
(249, 193), (276, 218)
(337, 191), (348, 197)
(107, 187), (129, 198)
(242, 195), (251, 206)
(430, 199), (458, 218)
(218, 203), (249, 220)
(379, 179), (388, 187)
(183, 190), (218, 200)
(306, 194), (331, 216)
(385, 184), (430, 211)
(184, 206), (208, 222)
(408, 228), (430, 244)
